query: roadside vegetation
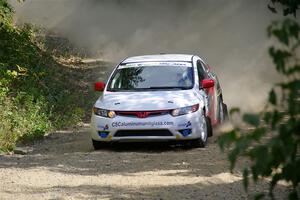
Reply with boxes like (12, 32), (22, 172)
(218, 1), (300, 199)
(0, 0), (96, 152)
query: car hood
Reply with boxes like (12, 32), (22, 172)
(95, 90), (202, 111)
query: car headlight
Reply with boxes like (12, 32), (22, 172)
(93, 107), (116, 118)
(171, 104), (199, 117)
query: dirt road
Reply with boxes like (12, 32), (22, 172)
(0, 60), (289, 199)
(0, 124), (289, 200)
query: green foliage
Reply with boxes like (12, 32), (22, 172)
(0, 95), (51, 151)
(268, 0), (300, 16)
(218, 3), (300, 199)
(0, 0), (86, 152)
(0, 0), (13, 25)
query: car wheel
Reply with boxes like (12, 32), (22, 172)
(191, 114), (208, 148)
(206, 116), (213, 137)
(219, 98), (224, 123)
(92, 139), (108, 150)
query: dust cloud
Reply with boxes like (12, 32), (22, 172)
(9, 0), (286, 112)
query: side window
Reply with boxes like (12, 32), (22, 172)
(197, 60), (206, 82)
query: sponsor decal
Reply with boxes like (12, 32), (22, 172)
(112, 121), (174, 127)
(178, 121), (192, 128)
(179, 129), (192, 137)
(99, 132), (109, 138)
(97, 124), (109, 130)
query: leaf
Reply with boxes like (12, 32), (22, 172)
(251, 166), (258, 182)
(289, 23), (300, 39)
(229, 107), (240, 115)
(243, 168), (249, 191)
(267, 4), (277, 14)
(286, 65), (300, 75)
(228, 148), (239, 171)
(264, 111), (272, 123)
(271, 110), (283, 130)
(270, 173), (281, 195)
(268, 47), (291, 74)
(269, 89), (277, 105)
(250, 128), (266, 141)
(283, 8), (290, 16)
(243, 113), (260, 126)
(217, 130), (237, 151)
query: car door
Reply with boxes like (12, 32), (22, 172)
(196, 60), (218, 125)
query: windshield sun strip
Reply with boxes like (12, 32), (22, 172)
(106, 87), (193, 92)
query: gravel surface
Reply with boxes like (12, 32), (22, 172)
(0, 125), (289, 200)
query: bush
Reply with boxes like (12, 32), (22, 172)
(0, 0), (86, 152)
(0, 95), (51, 151)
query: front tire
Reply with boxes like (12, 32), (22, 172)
(191, 114), (209, 148)
(206, 116), (213, 137)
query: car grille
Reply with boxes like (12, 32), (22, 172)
(115, 110), (170, 118)
(114, 129), (173, 137)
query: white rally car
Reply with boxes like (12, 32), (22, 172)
(91, 54), (228, 149)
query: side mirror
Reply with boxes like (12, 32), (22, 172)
(94, 82), (106, 91)
(201, 79), (215, 89)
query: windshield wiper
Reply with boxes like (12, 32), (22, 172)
(148, 86), (190, 90)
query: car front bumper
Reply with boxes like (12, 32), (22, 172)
(91, 110), (205, 142)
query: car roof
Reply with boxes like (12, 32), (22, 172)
(121, 54), (195, 64)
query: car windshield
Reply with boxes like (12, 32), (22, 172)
(107, 62), (194, 91)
